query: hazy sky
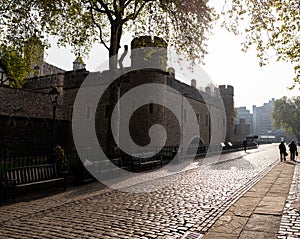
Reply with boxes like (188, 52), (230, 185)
(45, 3), (299, 112)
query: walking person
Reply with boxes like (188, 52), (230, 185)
(288, 140), (297, 161)
(279, 141), (287, 161)
(243, 139), (247, 152)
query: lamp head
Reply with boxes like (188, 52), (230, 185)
(49, 84), (59, 106)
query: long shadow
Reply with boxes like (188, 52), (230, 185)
(283, 160), (299, 165)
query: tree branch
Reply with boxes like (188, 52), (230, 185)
(113, 0), (117, 14)
(92, 0), (114, 23)
(88, 5), (109, 50)
(121, 0), (146, 24)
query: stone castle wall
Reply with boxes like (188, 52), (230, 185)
(0, 35), (235, 154)
(0, 86), (63, 119)
(0, 85), (73, 153)
(219, 85), (235, 142)
(0, 115), (71, 153)
(0, 69), (234, 153)
(25, 69), (88, 91)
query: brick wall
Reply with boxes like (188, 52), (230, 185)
(0, 115), (72, 154)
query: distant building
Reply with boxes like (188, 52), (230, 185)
(253, 99), (275, 136)
(235, 99), (288, 143)
(234, 118), (250, 142)
(235, 106), (253, 134)
(29, 62), (65, 78)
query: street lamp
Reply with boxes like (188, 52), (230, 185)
(181, 93), (190, 157)
(49, 84), (60, 163)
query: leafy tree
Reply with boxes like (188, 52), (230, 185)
(273, 97), (300, 142)
(0, 38), (43, 88)
(63, 0), (216, 68)
(1, 0), (216, 70)
(221, 0), (300, 89)
(0, 45), (30, 88)
(0, 0), (48, 87)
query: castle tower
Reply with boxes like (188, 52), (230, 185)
(219, 85), (235, 142)
(131, 36), (168, 71)
(73, 56), (86, 71)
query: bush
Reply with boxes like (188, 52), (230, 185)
(55, 145), (68, 171)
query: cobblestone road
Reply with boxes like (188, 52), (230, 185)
(279, 159), (300, 239)
(0, 144), (280, 239)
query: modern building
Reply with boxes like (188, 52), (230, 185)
(253, 98), (275, 136)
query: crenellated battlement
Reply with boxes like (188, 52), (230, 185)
(131, 36), (168, 71)
(218, 85), (234, 96)
(24, 69), (88, 92)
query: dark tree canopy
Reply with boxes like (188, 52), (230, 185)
(3, 0), (299, 88)
(0, 0), (216, 76)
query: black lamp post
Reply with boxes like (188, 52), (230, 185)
(49, 84), (59, 163)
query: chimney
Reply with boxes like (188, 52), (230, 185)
(191, 79), (197, 88)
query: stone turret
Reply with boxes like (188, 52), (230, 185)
(219, 85), (234, 142)
(73, 57), (86, 71)
(131, 36), (168, 71)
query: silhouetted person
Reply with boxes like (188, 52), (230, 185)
(288, 141), (297, 161)
(243, 139), (247, 152)
(279, 141), (287, 161)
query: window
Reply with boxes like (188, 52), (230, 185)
(206, 114), (209, 126)
(196, 113), (200, 122)
(183, 108), (187, 123)
(149, 100), (153, 114)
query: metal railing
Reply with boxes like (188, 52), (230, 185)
(0, 142), (259, 176)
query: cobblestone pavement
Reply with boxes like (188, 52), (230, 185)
(278, 154), (300, 239)
(0, 144), (281, 239)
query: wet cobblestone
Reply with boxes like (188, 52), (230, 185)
(0, 145), (281, 238)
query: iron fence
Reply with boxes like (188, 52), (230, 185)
(0, 142), (258, 177)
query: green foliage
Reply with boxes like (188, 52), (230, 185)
(0, 0), (48, 87)
(0, 38), (42, 88)
(221, 0), (300, 89)
(0, 45), (31, 88)
(273, 97), (300, 141)
(1, 0), (216, 70)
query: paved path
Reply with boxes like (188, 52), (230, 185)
(201, 161), (296, 239)
(0, 144), (297, 239)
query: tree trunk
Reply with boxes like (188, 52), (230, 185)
(106, 22), (123, 157)
(108, 23), (122, 70)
